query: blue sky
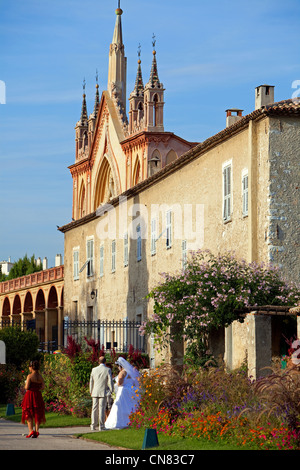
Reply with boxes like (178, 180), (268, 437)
(0, 0), (299, 267)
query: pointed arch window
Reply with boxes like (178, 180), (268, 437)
(166, 149), (177, 166)
(83, 131), (88, 151)
(79, 182), (86, 218)
(94, 156), (120, 210)
(138, 101), (143, 113)
(133, 157), (141, 186)
(148, 149), (161, 177)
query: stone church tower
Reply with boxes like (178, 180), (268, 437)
(69, 4), (197, 221)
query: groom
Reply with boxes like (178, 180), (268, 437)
(89, 355), (114, 431)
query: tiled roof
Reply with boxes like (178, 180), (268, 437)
(263, 97), (300, 115)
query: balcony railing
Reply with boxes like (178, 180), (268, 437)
(0, 266), (64, 294)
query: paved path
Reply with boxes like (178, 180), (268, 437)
(0, 418), (120, 450)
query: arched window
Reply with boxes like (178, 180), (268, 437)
(83, 131), (88, 151)
(133, 157), (141, 185)
(166, 149), (177, 166)
(48, 286), (58, 309)
(148, 149), (161, 176)
(24, 292), (33, 313)
(12, 295), (21, 315)
(35, 289), (45, 311)
(79, 182), (86, 218)
(153, 94), (158, 126)
(137, 101), (144, 122)
(2, 297), (10, 316)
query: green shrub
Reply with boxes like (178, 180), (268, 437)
(0, 364), (23, 403)
(42, 353), (95, 417)
(72, 353), (95, 386)
(0, 326), (40, 368)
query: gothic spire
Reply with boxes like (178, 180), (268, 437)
(148, 34), (160, 88)
(80, 78), (88, 124)
(92, 70), (100, 118)
(107, 1), (127, 113)
(132, 44), (144, 97)
(112, 1), (123, 45)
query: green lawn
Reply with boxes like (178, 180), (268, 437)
(0, 404), (90, 427)
(0, 405), (256, 450)
(76, 427), (254, 450)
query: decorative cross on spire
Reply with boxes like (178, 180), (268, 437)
(137, 43), (141, 60)
(96, 69), (98, 84)
(152, 33), (156, 50)
(118, 0), (121, 9)
(83, 78), (86, 93)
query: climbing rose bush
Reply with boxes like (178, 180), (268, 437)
(140, 250), (299, 361)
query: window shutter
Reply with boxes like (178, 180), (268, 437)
(242, 174), (248, 216)
(73, 250), (79, 280)
(151, 218), (157, 255)
(87, 239), (94, 276)
(100, 245), (104, 277)
(124, 233), (128, 267)
(111, 240), (116, 272)
(223, 166), (231, 221)
(166, 210), (172, 249)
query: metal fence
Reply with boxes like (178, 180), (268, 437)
(0, 319), (57, 353)
(63, 319), (146, 353)
(0, 318), (146, 354)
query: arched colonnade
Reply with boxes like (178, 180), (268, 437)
(0, 267), (64, 348)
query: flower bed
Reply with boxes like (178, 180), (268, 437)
(129, 364), (300, 450)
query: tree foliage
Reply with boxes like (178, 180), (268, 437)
(1, 254), (43, 281)
(141, 250), (299, 362)
(0, 326), (40, 368)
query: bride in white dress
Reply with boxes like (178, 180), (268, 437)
(105, 356), (140, 430)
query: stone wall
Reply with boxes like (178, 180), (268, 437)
(268, 117), (300, 283)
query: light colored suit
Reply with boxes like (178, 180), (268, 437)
(89, 363), (114, 430)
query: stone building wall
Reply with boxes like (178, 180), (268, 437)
(63, 116), (272, 324)
(268, 117), (300, 283)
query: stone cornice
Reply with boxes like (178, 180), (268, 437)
(120, 131), (197, 153)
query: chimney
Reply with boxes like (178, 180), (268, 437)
(55, 254), (63, 267)
(226, 109), (243, 128)
(255, 85), (274, 110)
(43, 257), (48, 270)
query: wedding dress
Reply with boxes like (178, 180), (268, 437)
(105, 357), (140, 430)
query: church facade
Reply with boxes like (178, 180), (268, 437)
(59, 6), (300, 369)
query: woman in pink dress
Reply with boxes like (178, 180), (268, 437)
(21, 360), (46, 438)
